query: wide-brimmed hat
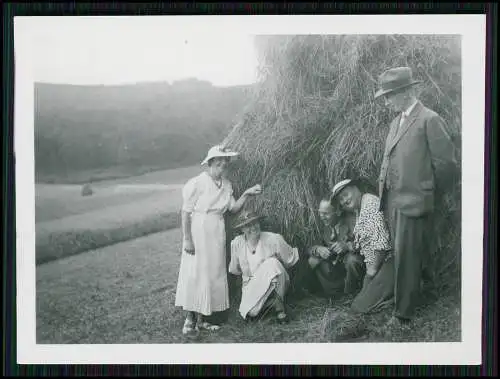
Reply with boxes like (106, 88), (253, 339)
(201, 144), (239, 165)
(374, 66), (422, 100)
(233, 210), (264, 229)
(330, 179), (353, 202)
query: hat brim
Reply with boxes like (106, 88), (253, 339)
(201, 151), (239, 165)
(374, 80), (422, 100)
(233, 215), (263, 230)
(331, 180), (353, 201)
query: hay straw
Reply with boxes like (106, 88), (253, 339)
(225, 35), (461, 285)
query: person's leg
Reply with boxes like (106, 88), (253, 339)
(287, 250), (322, 296)
(393, 211), (427, 321)
(246, 284), (278, 320)
(383, 194), (410, 328)
(196, 313), (221, 331)
(182, 311), (197, 335)
(272, 272), (290, 323)
(315, 260), (346, 298)
(350, 256), (395, 315)
(420, 213), (437, 302)
(343, 252), (366, 295)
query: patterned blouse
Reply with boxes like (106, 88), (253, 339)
(352, 193), (392, 274)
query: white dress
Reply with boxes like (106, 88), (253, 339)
(174, 172), (235, 315)
(229, 232), (299, 319)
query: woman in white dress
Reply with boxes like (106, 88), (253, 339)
(229, 210), (299, 323)
(174, 145), (262, 336)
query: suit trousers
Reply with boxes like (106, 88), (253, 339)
(383, 192), (434, 320)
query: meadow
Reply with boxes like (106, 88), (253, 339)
(36, 164), (460, 344)
(37, 228), (460, 344)
(35, 165), (202, 264)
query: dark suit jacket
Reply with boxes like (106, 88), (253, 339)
(378, 101), (458, 217)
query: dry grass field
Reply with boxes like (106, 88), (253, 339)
(35, 164), (460, 344)
(36, 229), (461, 344)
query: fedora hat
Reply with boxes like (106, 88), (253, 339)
(374, 66), (422, 99)
(330, 179), (353, 202)
(233, 210), (264, 230)
(201, 144), (239, 165)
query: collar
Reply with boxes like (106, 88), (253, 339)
(402, 99), (418, 117)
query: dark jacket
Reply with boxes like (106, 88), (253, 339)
(378, 101), (458, 217)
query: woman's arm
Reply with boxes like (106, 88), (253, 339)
(229, 193), (250, 214)
(180, 176), (199, 254)
(273, 234), (300, 268)
(360, 194), (392, 276)
(228, 184), (262, 213)
(181, 211), (195, 254)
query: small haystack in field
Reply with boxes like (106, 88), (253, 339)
(224, 35), (461, 288)
(81, 183), (94, 196)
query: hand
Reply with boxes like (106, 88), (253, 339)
(244, 184), (262, 196)
(183, 239), (195, 255)
(330, 241), (349, 256)
(317, 246), (332, 260)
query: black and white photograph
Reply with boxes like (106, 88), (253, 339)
(15, 15), (485, 365)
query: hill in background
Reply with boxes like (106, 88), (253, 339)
(35, 78), (253, 183)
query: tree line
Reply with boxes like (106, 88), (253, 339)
(35, 79), (253, 183)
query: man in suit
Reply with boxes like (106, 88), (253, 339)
(375, 67), (458, 328)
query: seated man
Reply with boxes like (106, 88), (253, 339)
(305, 197), (365, 299)
(229, 210), (299, 323)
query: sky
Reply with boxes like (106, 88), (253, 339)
(26, 17), (259, 87)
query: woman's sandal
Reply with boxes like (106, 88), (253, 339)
(182, 318), (197, 335)
(198, 321), (221, 331)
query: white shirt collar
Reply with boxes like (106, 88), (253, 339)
(403, 100), (418, 117)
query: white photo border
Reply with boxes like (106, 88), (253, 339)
(15, 14), (486, 365)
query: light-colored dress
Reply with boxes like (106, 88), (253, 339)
(174, 171), (236, 316)
(229, 232), (299, 319)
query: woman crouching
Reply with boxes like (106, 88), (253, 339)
(327, 178), (395, 340)
(229, 210), (300, 324)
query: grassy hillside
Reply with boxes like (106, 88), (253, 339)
(35, 79), (253, 183)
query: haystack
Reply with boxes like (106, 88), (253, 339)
(81, 183), (94, 196)
(224, 35), (461, 288)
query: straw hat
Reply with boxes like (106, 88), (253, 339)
(374, 66), (422, 100)
(331, 179), (353, 201)
(233, 210), (264, 230)
(201, 144), (239, 165)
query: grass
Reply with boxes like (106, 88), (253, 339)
(36, 228), (461, 344)
(35, 165), (203, 264)
(37, 162), (205, 185)
(36, 165), (203, 223)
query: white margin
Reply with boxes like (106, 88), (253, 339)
(15, 14), (486, 365)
